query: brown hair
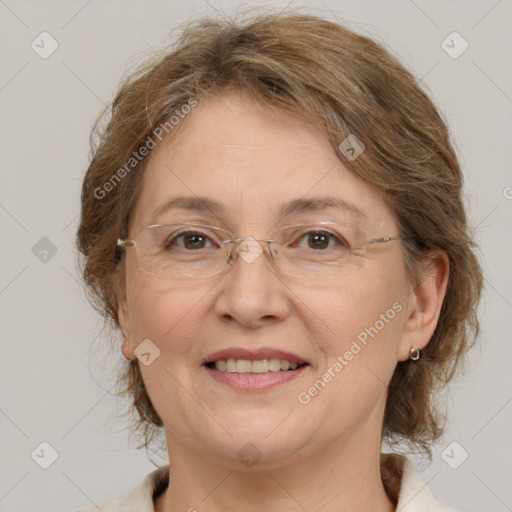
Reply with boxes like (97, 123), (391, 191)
(76, 11), (483, 493)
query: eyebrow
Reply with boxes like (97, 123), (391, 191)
(152, 195), (366, 222)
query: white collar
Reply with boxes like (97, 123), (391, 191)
(397, 458), (457, 511)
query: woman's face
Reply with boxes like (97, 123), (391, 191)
(119, 93), (416, 468)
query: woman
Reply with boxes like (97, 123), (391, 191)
(76, 12), (482, 512)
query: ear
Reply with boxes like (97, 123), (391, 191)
(118, 296), (135, 360)
(398, 250), (449, 361)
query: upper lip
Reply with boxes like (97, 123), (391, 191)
(203, 347), (308, 365)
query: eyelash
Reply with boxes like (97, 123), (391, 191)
(291, 230), (349, 250)
(164, 229), (349, 251)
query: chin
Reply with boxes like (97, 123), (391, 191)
(189, 415), (314, 469)
(205, 434), (309, 470)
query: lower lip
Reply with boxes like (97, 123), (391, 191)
(204, 365), (309, 391)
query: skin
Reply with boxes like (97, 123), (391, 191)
(119, 92), (449, 512)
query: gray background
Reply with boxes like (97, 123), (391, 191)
(0, 0), (511, 511)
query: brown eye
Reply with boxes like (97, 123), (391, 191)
(307, 232), (330, 250)
(294, 230), (348, 250)
(165, 231), (214, 250)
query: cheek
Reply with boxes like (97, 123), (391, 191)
(125, 271), (212, 358)
(320, 271), (405, 341)
(310, 266), (408, 382)
(295, 274), (407, 429)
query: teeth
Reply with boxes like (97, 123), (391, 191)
(269, 358), (281, 371)
(236, 359), (252, 373)
(213, 358), (303, 373)
(251, 359), (269, 373)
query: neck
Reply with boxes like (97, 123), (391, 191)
(155, 430), (397, 512)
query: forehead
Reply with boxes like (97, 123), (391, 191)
(131, 93), (395, 233)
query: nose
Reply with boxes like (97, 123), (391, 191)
(214, 239), (291, 328)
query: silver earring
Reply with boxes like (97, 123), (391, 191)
(409, 347), (422, 361)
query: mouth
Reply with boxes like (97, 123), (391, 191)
(205, 358), (309, 374)
(202, 348), (310, 390)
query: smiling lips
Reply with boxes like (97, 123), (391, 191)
(203, 347), (309, 375)
(210, 358), (305, 373)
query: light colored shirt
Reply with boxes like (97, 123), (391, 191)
(74, 457), (457, 512)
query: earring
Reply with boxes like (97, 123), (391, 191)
(409, 347), (422, 361)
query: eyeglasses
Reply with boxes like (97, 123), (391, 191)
(116, 222), (411, 280)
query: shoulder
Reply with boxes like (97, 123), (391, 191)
(396, 455), (459, 512)
(70, 465), (170, 512)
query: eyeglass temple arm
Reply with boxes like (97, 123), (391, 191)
(367, 234), (414, 245)
(117, 238), (136, 248)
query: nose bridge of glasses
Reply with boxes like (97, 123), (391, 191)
(224, 237), (277, 267)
